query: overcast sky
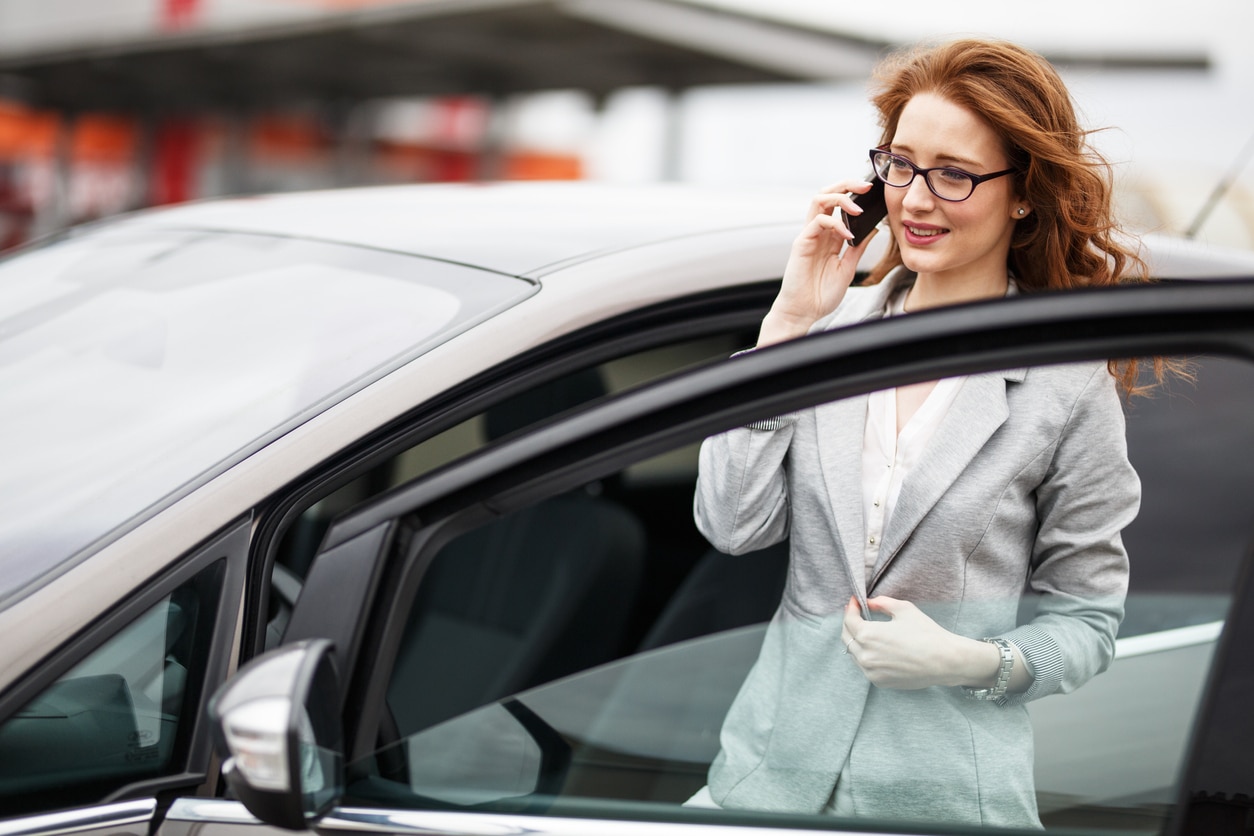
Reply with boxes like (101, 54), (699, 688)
(683, 0), (1251, 72)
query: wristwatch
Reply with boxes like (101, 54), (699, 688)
(963, 637), (1014, 701)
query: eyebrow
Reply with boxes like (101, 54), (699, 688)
(890, 144), (982, 168)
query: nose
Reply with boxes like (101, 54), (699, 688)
(900, 173), (935, 214)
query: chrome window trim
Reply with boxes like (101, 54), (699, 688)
(165, 798), (258, 824)
(322, 807), (882, 836)
(0, 799), (155, 836)
(166, 799), (884, 835)
(1115, 620), (1223, 658)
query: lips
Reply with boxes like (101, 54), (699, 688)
(902, 222), (948, 246)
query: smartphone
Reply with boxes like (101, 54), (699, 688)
(840, 177), (887, 247)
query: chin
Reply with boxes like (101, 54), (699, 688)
(897, 248), (946, 275)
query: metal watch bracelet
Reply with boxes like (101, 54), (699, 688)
(963, 637), (1014, 701)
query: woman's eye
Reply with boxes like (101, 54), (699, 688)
(889, 157), (912, 171)
(939, 168), (973, 184)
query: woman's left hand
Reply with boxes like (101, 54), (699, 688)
(842, 596), (994, 690)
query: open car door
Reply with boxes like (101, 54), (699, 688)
(196, 279), (1254, 836)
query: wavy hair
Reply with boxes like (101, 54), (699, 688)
(864, 38), (1170, 395)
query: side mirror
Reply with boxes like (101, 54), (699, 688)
(211, 639), (342, 830)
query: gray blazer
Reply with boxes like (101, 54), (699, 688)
(693, 270), (1139, 828)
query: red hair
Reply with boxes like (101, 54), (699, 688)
(864, 39), (1167, 395)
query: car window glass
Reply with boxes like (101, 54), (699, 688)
(347, 355), (1253, 834)
(266, 331), (749, 645)
(0, 561), (223, 817)
(0, 228), (532, 606)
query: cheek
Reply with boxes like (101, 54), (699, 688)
(884, 188), (905, 221)
(947, 202), (1007, 235)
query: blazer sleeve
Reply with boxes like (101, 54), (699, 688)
(1001, 365), (1139, 704)
(693, 416), (799, 555)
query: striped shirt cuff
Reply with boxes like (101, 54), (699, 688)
(746, 414), (800, 432)
(999, 623), (1065, 705)
(729, 350), (800, 431)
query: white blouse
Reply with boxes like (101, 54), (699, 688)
(859, 288), (966, 582)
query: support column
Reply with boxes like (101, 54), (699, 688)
(31, 109), (75, 238)
(661, 87), (685, 182)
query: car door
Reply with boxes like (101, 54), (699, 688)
(180, 279), (1254, 835)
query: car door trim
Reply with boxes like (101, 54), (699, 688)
(1116, 621), (1223, 658)
(324, 806), (880, 836)
(165, 798), (259, 824)
(164, 798), (883, 836)
(0, 799), (156, 836)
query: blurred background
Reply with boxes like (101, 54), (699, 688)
(0, 0), (1251, 252)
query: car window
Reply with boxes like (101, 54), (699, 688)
(344, 354), (1252, 833)
(0, 228), (533, 607)
(0, 561), (223, 817)
(265, 330), (752, 647)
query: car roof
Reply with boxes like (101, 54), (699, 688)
(115, 180), (1254, 281)
(122, 181), (809, 277)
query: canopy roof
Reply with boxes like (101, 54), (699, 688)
(0, 0), (888, 112)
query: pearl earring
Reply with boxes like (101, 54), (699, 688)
(1017, 208), (1026, 216)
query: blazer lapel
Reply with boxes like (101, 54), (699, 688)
(809, 275), (905, 605)
(870, 367), (1027, 587)
(815, 393), (871, 601)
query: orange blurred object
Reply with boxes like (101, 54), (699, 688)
(503, 151), (583, 181)
(0, 102), (59, 160)
(251, 114), (331, 161)
(73, 115), (139, 163)
(0, 104), (138, 163)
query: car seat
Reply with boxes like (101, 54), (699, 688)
(385, 369), (647, 735)
(638, 541), (789, 652)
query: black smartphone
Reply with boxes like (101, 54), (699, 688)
(840, 177), (887, 247)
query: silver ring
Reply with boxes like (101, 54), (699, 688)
(843, 638), (855, 655)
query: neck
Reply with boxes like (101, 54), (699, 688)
(904, 270), (1009, 312)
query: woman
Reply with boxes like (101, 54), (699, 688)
(692, 39), (1147, 828)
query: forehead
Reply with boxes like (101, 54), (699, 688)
(891, 92), (1006, 166)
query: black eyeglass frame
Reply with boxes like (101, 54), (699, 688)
(869, 148), (1017, 202)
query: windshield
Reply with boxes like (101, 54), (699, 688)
(0, 227), (533, 607)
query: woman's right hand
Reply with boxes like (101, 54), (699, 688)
(757, 181), (880, 348)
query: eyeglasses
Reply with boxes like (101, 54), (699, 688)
(870, 149), (1016, 202)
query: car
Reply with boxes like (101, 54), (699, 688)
(2, 181), (1254, 836)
